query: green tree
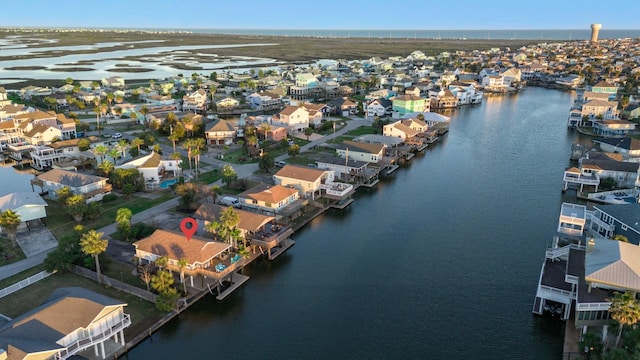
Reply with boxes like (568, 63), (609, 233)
(55, 186), (73, 206)
(609, 291), (640, 347)
(116, 208), (133, 240)
(612, 234), (629, 243)
(151, 268), (175, 294)
(64, 77), (74, 85)
(288, 144), (300, 157)
(79, 229), (108, 283)
(222, 164), (237, 188)
(130, 137), (145, 153)
(258, 153), (275, 173)
(66, 195), (88, 223)
(205, 207), (242, 248)
(0, 210), (21, 247)
(77, 138), (90, 151)
(97, 159), (115, 177)
(44, 226), (85, 272)
(85, 201), (102, 221)
(304, 127), (313, 141)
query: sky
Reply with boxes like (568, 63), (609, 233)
(3, 0), (640, 30)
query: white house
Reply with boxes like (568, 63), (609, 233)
(0, 192), (47, 231)
(0, 287), (131, 360)
(116, 151), (181, 189)
(34, 168), (111, 203)
(336, 140), (385, 163)
(273, 105), (309, 133)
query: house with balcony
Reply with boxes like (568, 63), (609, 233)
(273, 164), (355, 204)
(215, 97), (240, 111)
(580, 153), (640, 189)
(0, 192), (47, 232)
(182, 88), (208, 112)
(0, 287), (131, 360)
(205, 119), (237, 146)
(382, 118), (430, 148)
(592, 119), (636, 137)
(289, 73), (319, 100)
(588, 204), (640, 244)
(133, 229), (245, 290)
(589, 80), (618, 101)
(327, 97), (358, 116)
(101, 76), (125, 88)
(193, 204), (295, 260)
(145, 94), (175, 106)
(246, 91), (283, 110)
(12, 110), (76, 140)
(237, 184), (300, 218)
(391, 94), (429, 117)
(116, 151), (181, 190)
(302, 103), (330, 125)
(32, 168), (111, 203)
(315, 156), (380, 187)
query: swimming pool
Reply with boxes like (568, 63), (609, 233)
(159, 178), (178, 189)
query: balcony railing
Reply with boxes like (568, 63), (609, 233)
(576, 302), (610, 311)
(589, 214), (615, 232)
(538, 285), (575, 300)
(55, 313), (131, 360)
(563, 172), (600, 185)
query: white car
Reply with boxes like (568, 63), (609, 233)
(111, 133), (122, 139)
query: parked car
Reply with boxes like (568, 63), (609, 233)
(275, 160), (287, 168)
(220, 196), (240, 208)
(112, 133), (122, 139)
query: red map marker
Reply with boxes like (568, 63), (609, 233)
(180, 217), (198, 242)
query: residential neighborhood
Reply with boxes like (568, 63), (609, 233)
(2, 26), (640, 360)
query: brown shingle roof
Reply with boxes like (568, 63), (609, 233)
(134, 229), (230, 264)
(274, 165), (327, 182)
(36, 169), (107, 187)
(194, 204), (274, 232)
(239, 184), (298, 203)
(342, 140), (385, 154)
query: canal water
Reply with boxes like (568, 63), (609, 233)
(127, 87), (582, 359)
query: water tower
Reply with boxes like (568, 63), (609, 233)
(590, 24), (602, 43)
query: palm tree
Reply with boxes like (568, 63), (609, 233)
(79, 230), (108, 284)
(0, 210), (21, 248)
(93, 144), (108, 164)
(609, 291), (640, 347)
(168, 132), (180, 154)
(117, 139), (129, 158)
(183, 138), (195, 170)
(192, 138), (205, 180)
(130, 137), (145, 153)
(98, 159), (115, 177)
(107, 147), (120, 164)
(155, 255), (169, 270)
(178, 258), (188, 293)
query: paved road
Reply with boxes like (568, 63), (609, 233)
(0, 116), (372, 281)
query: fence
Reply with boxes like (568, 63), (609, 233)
(0, 270), (56, 299)
(71, 265), (157, 303)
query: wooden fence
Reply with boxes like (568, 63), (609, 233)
(71, 265), (157, 303)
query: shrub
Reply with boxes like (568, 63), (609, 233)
(130, 222), (156, 240)
(103, 194), (118, 202)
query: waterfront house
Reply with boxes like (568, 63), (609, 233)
(30, 137), (99, 171)
(593, 137), (640, 160)
(33, 168), (111, 203)
(18, 85), (52, 100)
(289, 72), (319, 99)
(0, 287), (131, 360)
(0, 192), (47, 232)
(315, 156), (379, 186)
(391, 94), (429, 117)
(592, 119), (636, 137)
(116, 151), (181, 190)
(237, 184), (300, 218)
(272, 164), (353, 202)
(589, 80), (618, 101)
(182, 89), (208, 112)
(133, 229), (241, 286)
(336, 140), (386, 163)
(246, 91), (283, 110)
(428, 88), (458, 110)
(580, 152), (640, 189)
(12, 110), (76, 140)
(500, 67), (522, 88)
(215, 97), (240, 111)
(588, 204), (640, 244)
(205, 119), (237, 146)
(193, 204), (294, 260)
(145, 94), (175, 106)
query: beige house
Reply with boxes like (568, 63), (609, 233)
(205, 119), (237, 146)
(273, 165), (335, 199)
(336, 140), (385, 163)
(273, 105), (309, 133)
(237, 184), (300, 216)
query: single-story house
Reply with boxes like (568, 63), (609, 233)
(0, 192), (47, 231)
(33, 168), (111, 203)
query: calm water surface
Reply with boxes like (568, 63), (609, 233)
(128, 87), (582, 359)
(0, 161), (39, 197)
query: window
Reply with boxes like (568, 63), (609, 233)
(622, 224), (628, 231)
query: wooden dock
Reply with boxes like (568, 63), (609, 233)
(216, 273), (250, 300)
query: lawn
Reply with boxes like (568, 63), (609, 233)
(0, 271), (164, 339)
(222, 147), (258, 164)
(346, 126), (377, 136)
(102, 259), (147, 290)
(46, 193), (175, 239)
(195, 168), (222, 184)
(0, 237), (27, 266)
